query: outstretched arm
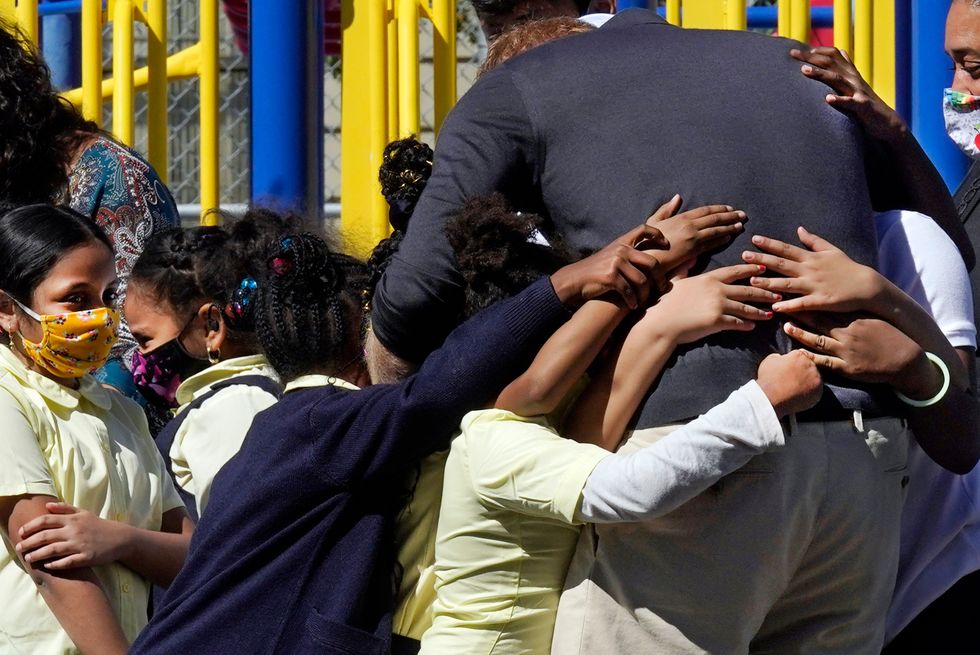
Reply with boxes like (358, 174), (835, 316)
(565, 264), (777, 450)
(577, 352), (823, 522)
(792, 46), (974, 268)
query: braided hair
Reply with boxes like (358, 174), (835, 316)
(255, 233), (368, 381)
(446, 193), (577, 319)
(129, 208), (295, 347)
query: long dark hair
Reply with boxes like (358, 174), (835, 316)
(0, 21), (99, 205)
(129, 208), (295, 346)
(0, 204), (112, 303)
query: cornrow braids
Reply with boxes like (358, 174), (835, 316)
(446, 193), (577, 318)
(255, 234), (367, 381)
(130, 208), (295, 347)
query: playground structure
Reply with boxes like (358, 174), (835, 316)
(0, 0), (969, 255)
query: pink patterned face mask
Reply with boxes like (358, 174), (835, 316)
(131, 338), (209, 408)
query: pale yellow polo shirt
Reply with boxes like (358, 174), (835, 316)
(169, 355), (280, 516)
(394, 449), (447, 641)
(0, 345), (183, 654)
(420, 409), (609, 655)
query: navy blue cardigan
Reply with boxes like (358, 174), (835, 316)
(131, 278), (569, 654)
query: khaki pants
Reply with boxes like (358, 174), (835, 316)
(552, 416), (910, 655)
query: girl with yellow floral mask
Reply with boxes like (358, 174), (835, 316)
(0, 204), (192, 655)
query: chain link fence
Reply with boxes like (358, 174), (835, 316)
(109, 1), (485, 209)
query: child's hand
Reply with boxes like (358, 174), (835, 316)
(638, 263), (777, 345)
(743, 227), (884, 314)
(783, 313), (944, 400)
(646, 196), (746, 273)
(791, 47), (907, 144)
(16, 502), (129, 570)
(550, 223), (669, 310)
(756, 351), (824, 418)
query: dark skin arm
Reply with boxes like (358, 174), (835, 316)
(792, 47), (974, 269)
(1, 494), (128, 655)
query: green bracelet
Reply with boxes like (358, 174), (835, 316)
(894, 352), (951, 408)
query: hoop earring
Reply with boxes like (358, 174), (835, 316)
(208, 348), (221, 364)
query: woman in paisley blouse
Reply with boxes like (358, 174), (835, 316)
(0, 21), (179, 415)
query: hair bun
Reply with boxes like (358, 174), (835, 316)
(265, 233), (344, 297)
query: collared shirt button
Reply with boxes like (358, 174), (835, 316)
(122, 583), (131, 594)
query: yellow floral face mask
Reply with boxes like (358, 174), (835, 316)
(9, 297), (119, 379)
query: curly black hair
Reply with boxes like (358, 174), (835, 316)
(378, 137), (432, 233)
(129, 208), (296, 347)
(0, 21), (99, 206)
(471, 0), (591, 18)
(446, 193), (577, 318)
(255, 233), (368, 381)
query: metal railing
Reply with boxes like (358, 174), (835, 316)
(340, 0), (456, 257)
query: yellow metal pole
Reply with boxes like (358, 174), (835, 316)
(0, 1), (14, 25)
(777, 0), (791, 37)
(725, 0), (746, 31)
(386, 1), (398, 142)
(80, 0), (103, 126)
(397, 0), (420, 138)
(833, 0), (852, 54)
(431, 0), (456, 135)
(790, 0), (809, 43)
(15, 0), (37, 44)
(666, 0), (680, 26)
(112, 0), (135, 146)
(871, 0), (895, 107)
(199, 0), (219, 222)
(366, 0), (389, 245)
(341, 0), (384, 257)
(682, 0), (724, 28)
(147, 0), (168, 183)
(853, 0), (872, 80)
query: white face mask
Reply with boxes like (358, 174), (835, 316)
(944, 88), (980, 159)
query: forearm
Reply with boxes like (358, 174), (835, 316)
(117, 522), (191, 587)
(870, 280), (970, 390)
(906, 384), (980, 474)
(34, 567), (129, 654)
(564, 326), (675, 450)
(496, 298), (628, 417)
(576, 381), (783, 522)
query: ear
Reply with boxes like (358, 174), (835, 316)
(203, 303), (228, 352)
(0, 294), (21, 335)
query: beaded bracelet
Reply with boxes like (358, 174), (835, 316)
(894, 352), (951, 408)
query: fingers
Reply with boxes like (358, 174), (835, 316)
(42, 554), (89, 571)
(19, 514), (67, 539)
(783, 321), (839, 354)
(796, 226), (837, 253)
(647, 193), (682, 223)
(797, 349), (846, 373)
(716, 315), (757, 332)
(690, 209), (746, 230)
(721, 298), (773, 322)
(16, 528), (66, 559)
(624, 224), (670, 251)
(741, 251), (803, 279)
(675, 204), (736, 222)
(800, 63), (851, 96)
(44, 502), (79, 515)
(723, 284), (782, 305)
(748, 234), (811, 261)
(694, 223), (745, 243)
(709, 263), (767, 284)
(24, 542), (78, 564)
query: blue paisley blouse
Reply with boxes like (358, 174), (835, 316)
(68, 136), (180, 380)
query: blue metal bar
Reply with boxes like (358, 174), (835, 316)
(250, 0), (325, 218)
(895, 0), (911, 121)
(41, 1), (81, 90)
(911, 0), (968, 191)
(38, 1), (85, 17)
(651, 5), (833, 29)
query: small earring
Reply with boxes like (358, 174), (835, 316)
(207, 348), (221, 364)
